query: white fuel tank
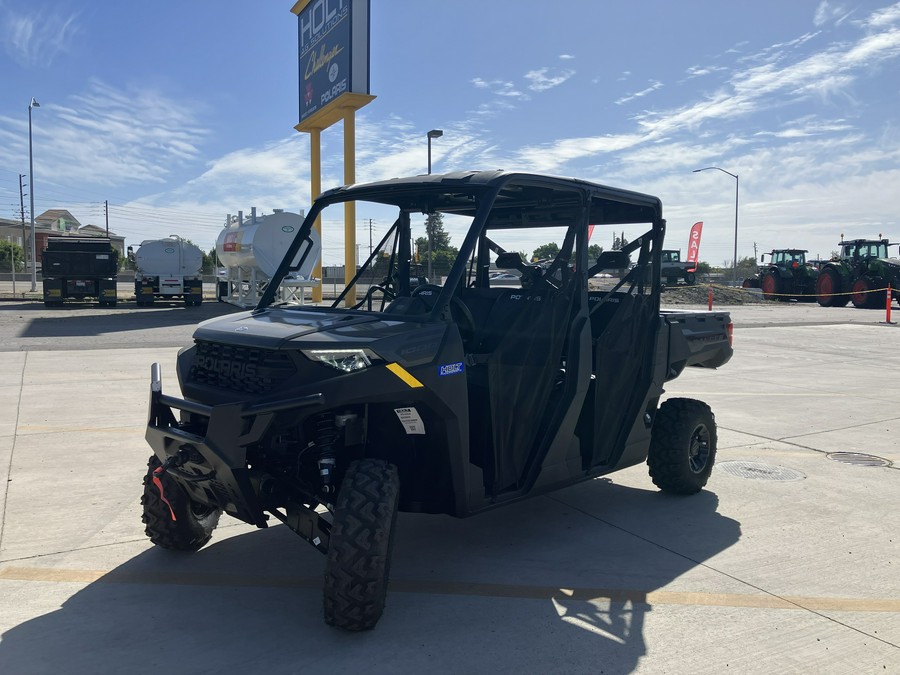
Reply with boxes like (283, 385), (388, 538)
(216, 210), (319, 277)
(135, 238), (203, 276)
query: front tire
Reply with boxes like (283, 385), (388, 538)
(761, 272), (780, 300)
(141, 455), (221, 551)
(648, 398), (716, 495)
(851, 276), (883, 309)
(816, 268), (849, 307)
(324, 459), (400, 631)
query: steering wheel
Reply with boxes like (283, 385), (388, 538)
(352, 283), (395, 311)
(411, 284), (477, 343)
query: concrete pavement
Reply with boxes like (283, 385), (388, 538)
(0, 302), (897, 674)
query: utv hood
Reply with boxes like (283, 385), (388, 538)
(193, 307), (416, 350)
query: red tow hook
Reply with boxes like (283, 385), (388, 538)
(153, 459), (177, 522)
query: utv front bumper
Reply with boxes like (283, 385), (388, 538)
(144, 363), (324, 530)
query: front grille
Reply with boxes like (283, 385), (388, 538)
(189, 341), (295, 394)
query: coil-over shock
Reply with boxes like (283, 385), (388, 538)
(315, 413), (338, 495)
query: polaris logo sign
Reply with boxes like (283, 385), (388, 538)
(196, 355), (257, 379)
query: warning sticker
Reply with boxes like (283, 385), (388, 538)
(394, 407), (426, 435)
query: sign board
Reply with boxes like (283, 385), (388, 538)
(293, 0), (372, 131)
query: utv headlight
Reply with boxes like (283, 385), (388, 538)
(302, 348), (378, 373)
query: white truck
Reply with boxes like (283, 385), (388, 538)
(129, 237), (204, 307)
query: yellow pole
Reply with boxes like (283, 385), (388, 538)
(310, 127), (323, 304)
(343, 109), (356, 307)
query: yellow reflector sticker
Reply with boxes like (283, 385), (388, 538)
(386, 363), (424, 388)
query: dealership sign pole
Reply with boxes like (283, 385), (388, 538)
(292, 0), (374, 306)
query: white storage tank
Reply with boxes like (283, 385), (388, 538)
(135, 238), (203, 276)
(216, 209), (319, 278)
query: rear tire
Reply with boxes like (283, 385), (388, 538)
(648, 398), (716, 495)
(684, 271), (697, 285)
(324, 458), (400, 631)
(141, 455), (221, 551)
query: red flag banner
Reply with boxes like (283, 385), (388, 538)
(588, 224), (595, 240)
(687, 221), (703, 271)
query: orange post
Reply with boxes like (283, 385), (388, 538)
(887, 284), (893, 324)
(708, 285), (713, 311)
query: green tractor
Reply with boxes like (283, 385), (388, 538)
(742, 249), (818, 301)
(815, 237), (900, 308)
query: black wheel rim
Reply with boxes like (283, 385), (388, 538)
(190, 502), (217, 519)
(689, 423), (711, 473)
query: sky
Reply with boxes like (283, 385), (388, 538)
(1, 0), (899, 266)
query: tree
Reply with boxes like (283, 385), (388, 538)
(588, 243), (603, 261)
(695, 261), (712, 274)
(532, 242), (560, 262)
(417, 213), (457, 277)
(204, 247), (218, 273)
(612, 232), (628, 251)
(0, 240), (25, 273)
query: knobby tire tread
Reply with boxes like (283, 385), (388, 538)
(648, 398), (716, 495)
(141, 455), (221, 552)
(324, 459), (400, 631)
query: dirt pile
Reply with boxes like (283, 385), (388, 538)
(661, 284), (765, 305)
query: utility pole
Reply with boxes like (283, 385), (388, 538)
(18, 174), (27, 280)
(105, 200), (109, 235)
(368, 218), (373, 257)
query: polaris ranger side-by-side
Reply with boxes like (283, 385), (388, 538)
(142, 171), (734, 630)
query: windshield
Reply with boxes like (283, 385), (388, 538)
(255, 172), (664, 314)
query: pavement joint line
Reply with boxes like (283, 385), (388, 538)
(1, 565), (899, 616)
(0, 351), (26, 553)
(545, 494), (900, 650)
(14, 425), (145, 435)
(715, 425), (900, 470)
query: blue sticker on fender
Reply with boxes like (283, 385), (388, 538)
(438, 362), (465, 376)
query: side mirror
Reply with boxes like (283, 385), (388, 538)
(760, 254), (766, 262)
(596, 251), (630, 270)
(495, 251), (525, 270)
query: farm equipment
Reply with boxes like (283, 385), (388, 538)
(660, 249), (697, 285)
(815, 237), (900, 308)
(741, 249), (819, 300)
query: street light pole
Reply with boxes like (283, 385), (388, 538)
(425, 129), (443, 281)
(28, 97), (40, 292)
(693, 166), (739, 286)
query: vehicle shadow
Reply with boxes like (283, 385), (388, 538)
(0, 480), (740, 675)
(10, 301), (243, 338)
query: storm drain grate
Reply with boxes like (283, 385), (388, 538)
(826, 452), (892, 468)
(716, 461), (806, 481)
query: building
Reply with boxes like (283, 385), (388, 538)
(0, 211), (126, 272)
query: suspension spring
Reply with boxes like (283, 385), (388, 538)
(315, 414), (338, 494)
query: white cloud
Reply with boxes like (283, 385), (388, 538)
(471, 77), (527, 98)
(862, 2), (900, 29)
(1, 4), (79, 67)
(615, 80), (663, 105)
(39, 80), (209, 187)
(524, 67), (575, 92)
(814, 1), (849, 27)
